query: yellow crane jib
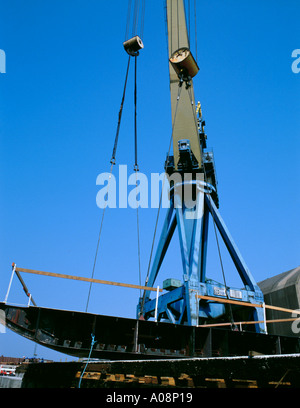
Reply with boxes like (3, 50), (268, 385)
(166, 0), (202, 170)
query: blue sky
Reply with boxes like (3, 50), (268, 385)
(0, 0), (299, 361)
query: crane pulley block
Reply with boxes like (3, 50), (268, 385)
(169, 47), (199, 82)
(123, 35), (144, 56)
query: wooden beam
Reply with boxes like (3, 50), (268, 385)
(197, 294), (300, 315)
(15, 267), (300, 314)
(264, 304), (300, 315)
(16, 267), (163, 293)
(198, 317), (300, 328)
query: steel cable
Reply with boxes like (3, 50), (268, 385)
(85, 56), (131, 312)
(133, 55), (142, 296)
(139, 84), (183, 316)
(186, 87), (236, 328)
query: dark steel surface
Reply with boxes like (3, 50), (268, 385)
(1, 302), (300, 360)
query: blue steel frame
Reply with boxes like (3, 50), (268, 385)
(138, 179), (266, 333)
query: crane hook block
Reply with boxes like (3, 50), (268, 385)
(169, 47), (199, 80)
(123, 36), (144, 56)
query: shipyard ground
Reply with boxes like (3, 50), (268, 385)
(4, 353), (299, 390)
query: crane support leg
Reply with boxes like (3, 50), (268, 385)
(139, 183), (266, 333)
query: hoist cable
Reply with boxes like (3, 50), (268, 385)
(132, 0), (139, 37)
(189, 0), (191, 47)
(125, 0), (132, 41)
(177, 0), (180, 50)
(185, 0), (191, 47)
(126, 0), (145, 40)
(187, 86), (200, 140)
(87, 1), (145, 312)
(140, 0), (146, 39)
(133, 55), (142, 295)
(207, 197), (236, 329)
(85, 162), (114, 312)
(170, 0), (173, 53)
(194, 0), (198, 62)
(186, 87), (235, 328)
(134, 56), (138, 170)
(140, 84), (183, 316)
(78, 333), (96, 388)
(86, 56), (131, 312)
(111, 56), (131, 164)
(135, 170), (142, 296)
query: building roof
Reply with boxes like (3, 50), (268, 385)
(258, 266), (300, 294)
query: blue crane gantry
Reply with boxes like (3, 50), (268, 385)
(137, 0), (266, 333)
